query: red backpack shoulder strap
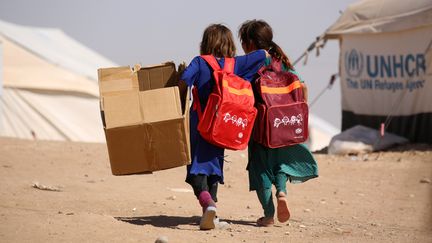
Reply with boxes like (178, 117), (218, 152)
(201, 55), (221, 71)
(223, 57), (234, 74)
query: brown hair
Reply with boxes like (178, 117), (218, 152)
(200, 24), (236, 58)
(238, 19), (293, 70)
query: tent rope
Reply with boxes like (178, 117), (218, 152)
(293, 35), (326, 66)
(309, 73), (338, 108)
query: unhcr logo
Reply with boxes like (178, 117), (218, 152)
(345, 49), (364, 77)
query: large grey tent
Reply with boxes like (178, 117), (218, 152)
(0, 20), (116, 142)
(323, 0), (432, 143)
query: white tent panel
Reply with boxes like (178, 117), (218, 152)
(0, 41), (3, 133)
(0, 20), (113, 143)
(325, 0), (432, 38)
(309, 114), (340, 151)
(0, 20), (116, 80)
(323, 0), (432, 143)
(340, 27), (432, 116)
(1, 88), (104, 142)
(1, 36), (99, 97)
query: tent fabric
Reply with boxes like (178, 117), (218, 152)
(1, 88), (104, 142)
(308, 114), (340, 151)
(324, 0), (432, 143)
(2, 36), (99, 97)
(324, 0), (432, 38)
(0, 20), (114, 142)
(0, 20), (115, 80)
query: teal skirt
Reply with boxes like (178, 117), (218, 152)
(247, 140), (319, 191)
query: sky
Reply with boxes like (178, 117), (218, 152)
(0, 0), (357, 128)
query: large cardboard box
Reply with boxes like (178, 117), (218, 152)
(97, 62), (190, 175)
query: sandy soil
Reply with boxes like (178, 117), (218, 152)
(0, 137), (431, 242)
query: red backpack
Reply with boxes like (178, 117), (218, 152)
(253, 59), (309, 148)
(192, 55), (257, 150)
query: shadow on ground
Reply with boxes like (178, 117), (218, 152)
(115, 215), (257, 228)
(115, 215), (200, 228)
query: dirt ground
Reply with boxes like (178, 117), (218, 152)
(0, 137), (431, 243)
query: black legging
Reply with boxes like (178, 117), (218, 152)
(188, 174), (219, 202)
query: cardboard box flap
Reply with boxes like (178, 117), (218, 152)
(137, 62), (178, 91)
(140, 86), (182, 123)
(98, 66), (139, 96)
(103, 91), (142, 129)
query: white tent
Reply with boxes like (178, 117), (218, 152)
(323, 0), (432, 143)
(0, 20), (116, 142)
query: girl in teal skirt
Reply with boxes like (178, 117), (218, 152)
(238, 19), (319, 227)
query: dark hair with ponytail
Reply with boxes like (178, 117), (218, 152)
(238, 19), (293, 70)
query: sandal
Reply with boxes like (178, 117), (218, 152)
(257, 217), (274, 227)
(277, 195), (290, 223)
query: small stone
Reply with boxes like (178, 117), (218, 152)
(320, 199), (326, 204)
(246, 205), (251, 209)
(285, 231), (290, 235)
(340, 201), (345, 205)
(303, 209), (311, 213)
(420, 178), (431, 184)
(299, 224), (306, 228)
(264, 230), (269, 233)
(167, 195), (176, 200)
(132, 208), (136, 211)
(155, 236), (168, 243)
(357, 193), (365, 197)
